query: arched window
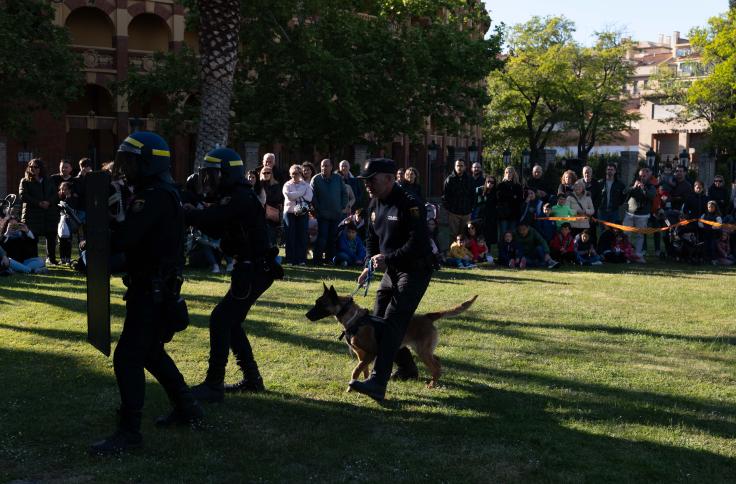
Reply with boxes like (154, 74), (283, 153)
(128, 14), (171, 52)
(67, 84), (115, 117)
(65, 7), (114, 48)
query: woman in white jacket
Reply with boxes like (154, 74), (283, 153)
(282, 164), (313, 265)
(565, 179), (595, 233)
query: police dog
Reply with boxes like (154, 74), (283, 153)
(306, 283), (477, 388)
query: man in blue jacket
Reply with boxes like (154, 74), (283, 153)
(310, 159), (348, 265)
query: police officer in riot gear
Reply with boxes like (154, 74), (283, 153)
(184, 148), (283, 402)
(349, 158), (434, 401)
(90, 131), (202, 455)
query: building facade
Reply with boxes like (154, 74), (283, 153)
(0, 0), (486, 198)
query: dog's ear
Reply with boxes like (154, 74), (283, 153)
(322, 282), (329, 294)
(328, 285), (339, 302)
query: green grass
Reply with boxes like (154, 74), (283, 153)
(1, 262), (735, 482)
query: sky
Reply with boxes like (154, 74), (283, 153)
(483, 0), (728, 45)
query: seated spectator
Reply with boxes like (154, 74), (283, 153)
(514, 221), (560, 269)
(333, 222), (366, 267)
(465, 222), (489, 263)
(671, 220), (703, 264)
(549, 222), (576, 264)
(0, 243), (9, 276)
(574, 229), (603, 266)
(699, 200), (723, 262)
(550, 193), (576, 229)
(602, 231), (641, 263)
(0, 216), (47, 274)
(427, 218), (444, 268)
(498, 231), (522, 268)
(447, 234), (476, 268)
(186, 229), (226, 273)
(536, 203), (557, 242)
(715, 231), (734, 266)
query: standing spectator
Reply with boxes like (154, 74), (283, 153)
(396, 168), (404, 182)
(526, 164), (551, 202)
(582, 165), (601, 213)
(565, 180), (595, 234)
(470, 162), (485, 191)
(514, 221), (560, 268)
(338, 160), (365, 211)
(282, 164), (313, 265)
(667, 165), (693, 209)
(262, 152), (286, 184)
(57, 181), (82, 265)
(260, 165), (284, 248)
(442, 159), (476, 240)
(682, 180), (708, 220)
(707, 175), (729, 215)
(51, 160), (76, 192)
(301, 161), (316, 184)
(557, 170), (578, 197)
(246, 170), (265, 204)
(310, 159), (348, 265)
(475, 175), (498, 252)
(623, 167), (656, 261)
(597, 163), (625, 224)
(19, 159), (59, 265)
(699, 200), (723, 262)
(400, 167), (423, 201)
(74, 157), (93, 209)
(496, 166), (523, 239)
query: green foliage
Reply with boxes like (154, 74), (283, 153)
(485, 17), (638, 163)
(1, 265), (736, 482)
(0, 0), (83, 139)
(138, 0), (502, 152)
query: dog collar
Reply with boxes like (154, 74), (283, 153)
(336, 298), (354, 319)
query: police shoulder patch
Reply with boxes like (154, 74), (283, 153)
(409, 206), (421, 219)
(131, 199), (146, 213)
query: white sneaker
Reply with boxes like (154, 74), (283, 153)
(548, 259), (561, 269)
(211, 264), (221, 274)
(591, 261), (603, 266)
(225, 261), (234, 272)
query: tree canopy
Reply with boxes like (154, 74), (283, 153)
(0, 0), (82, 139)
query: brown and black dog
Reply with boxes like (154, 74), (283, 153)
(306, 283), (477, 388)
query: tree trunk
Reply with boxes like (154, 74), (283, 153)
(194, 0), (241, 169)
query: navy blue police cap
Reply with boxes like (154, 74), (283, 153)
(357, 158), (397, 179)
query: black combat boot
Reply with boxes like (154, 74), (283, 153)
(191, 368), (225, 403)
(225, 359), (265, 393)
(348, 377), (387, 402)
(391, 347), (419, 381)
(156, 388), (204, 428)
(89, 409), (143, 456)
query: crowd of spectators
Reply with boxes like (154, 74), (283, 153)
(3, 154), (736, 278)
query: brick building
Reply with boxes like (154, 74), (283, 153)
(0, 0), (485, 198)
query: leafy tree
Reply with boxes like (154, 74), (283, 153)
(0, 0), (83, 139)
(485, 16), (575, 163)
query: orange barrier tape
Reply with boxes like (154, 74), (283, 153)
(535, 216), (736, 234)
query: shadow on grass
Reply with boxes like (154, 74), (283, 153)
(0, 345), (734, 483)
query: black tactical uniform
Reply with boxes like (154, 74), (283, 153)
(349, 159), (433, 401)
(91, 131), (201, 456)
(186, 148), (283, 402)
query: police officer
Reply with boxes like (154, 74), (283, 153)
(349, 158), (434, 401)
(184, 148), (283, 402)
(90, 131), (202, 455)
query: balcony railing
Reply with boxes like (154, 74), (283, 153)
(65, 115), (117, 132)
(129, 49), (162, 72)
(71, 45), (116, 71)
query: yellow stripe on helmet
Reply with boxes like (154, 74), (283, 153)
(204, 155), (222, 164)
(152, 149), (170, 157)
(124, 137), (144, 148)
(229, 160), (243, 167)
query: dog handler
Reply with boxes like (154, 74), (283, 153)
(350, 158), (434, 401)
(184, 148), (283, 403)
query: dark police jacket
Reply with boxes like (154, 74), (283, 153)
(185, 181), (269, 262)
(119, 180), (185, 285)
(366, 184), (433, 272)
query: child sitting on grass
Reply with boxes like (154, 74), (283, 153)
(466, 222), (490, 263)
(574, 229), (603, 266)
(333, 222), (366, 267)
(447, 234), (476, 268)
(497, 231), (522, 268)
(549, 222), (576, 264)
(715, 231), (734, 266)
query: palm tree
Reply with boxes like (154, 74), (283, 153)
(194, 0), (241, 168)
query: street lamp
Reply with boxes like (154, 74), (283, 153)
(427, 140), (439, 198)
(679, 148), (690, 169)
(428, 140), (439, 163)
(521, 148), (530, 178)
(502, 149), (511, 167)
(468, 140), (478, 163)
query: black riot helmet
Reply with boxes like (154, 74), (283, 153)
(114, 131), (172, 184)
(203, 147), (244, 189)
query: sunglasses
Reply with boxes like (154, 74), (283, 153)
(262, 171), (272, 175)
(714, 180), (724, 183)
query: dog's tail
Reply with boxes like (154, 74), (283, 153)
(423, 295), (478, 322)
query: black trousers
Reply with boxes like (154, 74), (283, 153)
(371, 267), (432, 385)
(206, 264), (274, 383)
(113, 291), (189, 433)
(44, 231), (57, 262)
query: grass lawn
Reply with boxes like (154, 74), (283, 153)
(0, 262), (735, 483)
